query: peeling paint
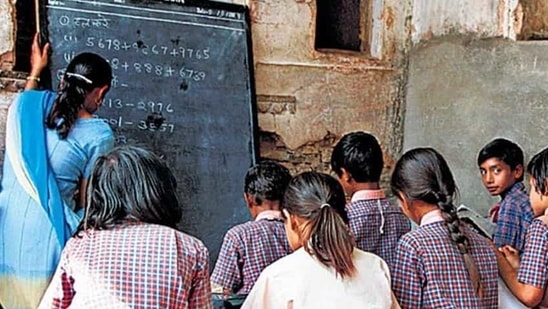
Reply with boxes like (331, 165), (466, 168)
(259, 129), (397, 191)
(0, 0), (15, 69)
(383, 6), (395, 30)
(411, 0), (501, 43)
(520, 0), (548, 40)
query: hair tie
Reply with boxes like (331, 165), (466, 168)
(65, 72), (93, 84)
(320, 203), (331, 209)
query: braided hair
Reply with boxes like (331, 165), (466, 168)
(47, 52), (112, 139)
(391, 147), (484, 297)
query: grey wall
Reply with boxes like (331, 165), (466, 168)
(404, 38), (548, 214)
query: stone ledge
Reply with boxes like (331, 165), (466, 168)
(256, 94), (296, 114)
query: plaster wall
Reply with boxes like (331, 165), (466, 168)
(405, 38), (548, 214)
(249, 0), (411, 175)
(0, 0), (13, 64)
(410, 0), (527, 42)
(405, 0), (548, 215)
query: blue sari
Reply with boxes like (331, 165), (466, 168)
(0, 91), (79, 308)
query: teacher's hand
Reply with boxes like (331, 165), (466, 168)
(29, 32), (50, 77)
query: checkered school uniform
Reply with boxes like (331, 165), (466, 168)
(494, 182), (533, 252)
(518, 219), (548, 290)
(39, 222), (212, 309)
(392, 215), (498, 308)
(347, 190), (411, 268)
(211, 211), (291, 294)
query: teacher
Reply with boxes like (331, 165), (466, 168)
(0, 33), (114, 308)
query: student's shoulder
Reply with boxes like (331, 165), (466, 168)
(398, 223), (445, 248)
(225, 220), (260, 236)
(346, 199), (382, 217)
(261, 249), (305, 277)
(348, 198), (402, 214)
(225, 219), (282, 237)
(501, 182), (529, 204)
(151, 225), (209, 255)
(353, 248), (390, 271)
(530, 218), (548, 235)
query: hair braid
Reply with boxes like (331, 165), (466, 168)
(437, 192), (484, 298)
(391, 148), (486, 298)
(436, 193), (468, 254)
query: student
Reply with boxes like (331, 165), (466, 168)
(0, 34), (114, 308)
(477, 138), (533, 252)
(391, 148), (498, 308)
(38, 146), (212, 308)
(330, 131), (410, 267)
(242, 172), (400, 309)
(211, 160), (292, 295)
(498, 147), (548, 308)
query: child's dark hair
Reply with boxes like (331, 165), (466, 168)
(527, 147), (548, 196)
(47, 52), (112, 139)
(244, 160), (292, 205)
(282, 172), (355, 278)
(77, 146), (181, 234)
(330, 131), (383, 183)
(391, 147), (484, 297)
(477, 138), (524, 181)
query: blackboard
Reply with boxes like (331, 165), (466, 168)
(45, 0), (258, 265)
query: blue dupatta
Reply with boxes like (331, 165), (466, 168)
(5, 90), (71, 246)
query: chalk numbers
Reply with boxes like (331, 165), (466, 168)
(179, 67), (207, 81)
(86, 37), (121, 50)
(137, 101), (174, 113)
(138, 121), (175, 133)
(104, 99), (175, 114)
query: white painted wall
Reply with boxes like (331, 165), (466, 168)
(411, 0), (520, 43)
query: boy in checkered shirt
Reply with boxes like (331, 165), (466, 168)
(330, 131), (410, 268)
(478, 138), (533, 252)
(498, 147), (548, 308)
(211, 161), (292, 295)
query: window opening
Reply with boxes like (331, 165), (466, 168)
(315, 0), (369, 52)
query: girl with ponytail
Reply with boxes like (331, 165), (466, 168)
(390, 148), (498, 308)
(243, 172), (399, 309)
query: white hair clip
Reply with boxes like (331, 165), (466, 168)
(65, 72), (93, 84)
(320, 203), (331, 209)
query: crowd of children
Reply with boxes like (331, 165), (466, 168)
(1, 128), (540, 308)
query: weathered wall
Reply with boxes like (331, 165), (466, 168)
(0, 0), (14, 68)
(409, 0), (548, 42)
(249, 0), (411, 177)
(411, 0), (501, 42)
(404, 0), (548, 214)
(520, 0), (548, 39)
